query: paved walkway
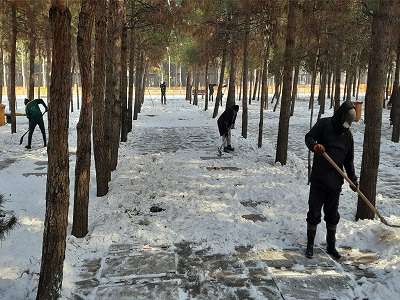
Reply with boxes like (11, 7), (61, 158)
(68, 98), (385, 300)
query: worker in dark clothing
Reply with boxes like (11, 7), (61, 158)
(217, 105), (239, 152)
(25, 98), (48, 149)
(209, 83), (217, 102)
(305, 101), (358, 260)
(160, 81), (167, 104)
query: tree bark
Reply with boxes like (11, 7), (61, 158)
(28, 33), (36, 101)
(110, 0), (123, 171)
(275, 0), (296, 165)
(242, 17), (249, 138)
(120, 6), (128, 143)
(356, 1), (392, 220)
(204, 60), (209, 111)
(133, 51), (143, 120)
(127, 31), (135, 132)
(70, 59), (75, 112)
(252, 68), (259, 101)
(248, 69), (254, 105)
(226, 42), (237, 109)
(72, 0), (95, 238)
(290, 63), (299, 116)
(317, 61), (327, 119)
(334, 42), (342, 111)
(46, 37), (51, 104)
(92, 0), (108, 197)
(105, 0), (118, 177)
(356, 67), (362, 101)
(9, 2), (17, 133)
(36, 3), (71, 299)
(0, 46), (3, 104)
(193, 65), (199, 106)
(185, 68), (192, 102)
(258, 42), (269, 148)
(212, 46), (227, 118)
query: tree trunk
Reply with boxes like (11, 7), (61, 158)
(346, 67), (352, 102)
(275, 0), (297, 165)
(28, 33), (36, 101)
(389, 37), (400, 107)
(76, 76), (80, 109)
(242, 18), (249, 138)
(105, 0), (118, 177)
(110, 0), (122, 171)
(226, 43), (237, 109)
(343, 71), (348, 101)
(317, 61), (327, 119)
(257, 67), (263, 102)
(92, 0), (108, 197)
(290, 63), (299, 116)
(258, 42), (269, 148)
(356, 1), (392, 220)
(128, 31), (135, 132)
(36, 3), (71, 299)
(185, 68), (192, 101)
(46, 37), (51, 104)
(212, 46), (227, 118)
(9, 3), (17, 133)
(0, 47), (3, 104)
(309, 55), (318, 110)
(248, 69), (254, 105)
(334, 42), (342, 111)
(72, 0), (95, 239)
(356, 67), (362, 101)
(252, 68), (259, 101)
(133, 51), (143, 120)
(120, 7), (128, 143)
(327, 70), (332, 99)
(193, 65), (199, 106)
(204, 60), (209, 111)
(70, 59), (75, 112)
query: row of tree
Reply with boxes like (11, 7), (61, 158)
(1, 0), (400, 298)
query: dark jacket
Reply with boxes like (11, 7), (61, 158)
(160, 83), (166, 94)
(25, 99), (48, 122)
(217, 107), (237, 136)
(305, 101), (357, 190)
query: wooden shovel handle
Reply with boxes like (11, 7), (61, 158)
(322, 152), (381, 218)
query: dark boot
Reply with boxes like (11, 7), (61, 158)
(305, 223), (317, 259)
(226, 145), (234, 151)
(326, 224), (341, 260)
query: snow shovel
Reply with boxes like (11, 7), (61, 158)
(323, 152), (400, 228)
(19, 111), (47, 145)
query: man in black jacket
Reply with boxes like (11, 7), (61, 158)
(160, 82), (167, 104)
(218, 105), (239, 152)
(305, 101), (358, 259)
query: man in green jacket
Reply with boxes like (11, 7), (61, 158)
(24, 98), (48, 149)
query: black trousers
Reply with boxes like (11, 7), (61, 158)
(161, 94), (166, 104)
(306, 182), (341, 226)
(28, 118), (46, 146)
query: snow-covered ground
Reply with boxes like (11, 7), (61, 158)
(0, 93), (399, 299)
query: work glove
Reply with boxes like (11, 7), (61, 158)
(313, 144), (325, 154)
(350, 181), (358, 192)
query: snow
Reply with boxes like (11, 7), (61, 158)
(0, 93), (400, 299)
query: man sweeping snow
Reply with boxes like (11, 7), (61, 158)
(305, 101), (358, 260)
(217, 105), (239, 153)
(24, 98), (48, 149)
